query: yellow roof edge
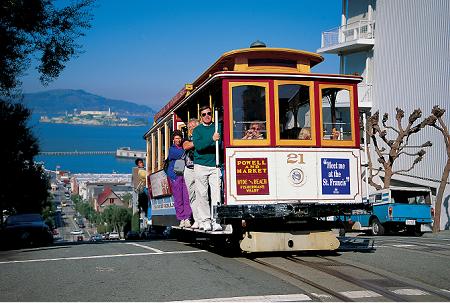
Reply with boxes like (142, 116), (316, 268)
(221, 47), (324, 62)
(193, 47), (324, 87)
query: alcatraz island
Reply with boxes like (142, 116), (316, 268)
(40, 108), (147, 126)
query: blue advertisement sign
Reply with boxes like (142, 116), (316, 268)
(321, 158), (350, 195)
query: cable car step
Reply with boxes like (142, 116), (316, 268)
(337, 237), (375, 252)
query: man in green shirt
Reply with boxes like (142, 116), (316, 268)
(192, 105), (222, 231)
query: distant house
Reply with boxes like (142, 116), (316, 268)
(95, 187), (126, 212)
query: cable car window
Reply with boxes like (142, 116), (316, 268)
(321, 87), (353, 141)
(231, 84), (269, 143)
(278, 84), (311, 140)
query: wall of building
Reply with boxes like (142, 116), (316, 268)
(343, 51), (368, 77)
(347, 0), (375, 23)
(372, 0), (450, 229)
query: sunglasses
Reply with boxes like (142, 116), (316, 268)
(251, 127), (261, 131)
(201, 112), (212, 117)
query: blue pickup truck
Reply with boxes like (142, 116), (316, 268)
(338, 187), (434, 236)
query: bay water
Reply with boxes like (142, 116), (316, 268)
(30, 114), (151, 174)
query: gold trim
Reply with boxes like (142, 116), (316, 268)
(157, 128), (162, 170)
(228, 82), (271, 146)
(151, 133), (156, 173)
(274, 80), (316, 146)
(318, 84), (356, 147)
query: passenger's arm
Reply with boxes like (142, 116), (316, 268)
(183, 140), (194, 150)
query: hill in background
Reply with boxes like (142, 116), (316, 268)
(22, 89), (155, 116)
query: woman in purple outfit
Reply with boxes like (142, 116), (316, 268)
(167, 130), (192, 227)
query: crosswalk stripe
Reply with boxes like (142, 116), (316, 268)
(339, 290), (381, 298)
(392, 288), (429, 296)
(166, 294), (312, 302)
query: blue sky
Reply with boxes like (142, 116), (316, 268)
(22, 0), (342, 110)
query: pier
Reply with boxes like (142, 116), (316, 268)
(39, 151), (115, 156)
(39, 149), (147, 158)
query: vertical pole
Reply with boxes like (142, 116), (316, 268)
(363, 113), (370, 202)
(210, 92), (214, 121)
(212, 109), (220, 225)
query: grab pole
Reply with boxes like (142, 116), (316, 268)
(212, 109), (220, 224)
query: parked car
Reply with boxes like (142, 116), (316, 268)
(90, 234), (103, 242)
(0, 213), (54, 248)
(125, 231), (140, 240)
(70, 230), (83, 235)
(109, 232), (120, 240)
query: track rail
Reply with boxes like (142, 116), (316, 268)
(286, 256), (450, 301)
(285, 256), (407, 302)
(249, 257), (352, 301)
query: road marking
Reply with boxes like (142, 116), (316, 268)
(339, 290), (381, 299)
(0, 250), (206, 265)
(392, 244), (417, 248)
(95, 266), (114, 272)
(166, 294), (311, 302)
(392, 288), (429, 296)
(126, 242), (164, 253)
(310, 293), (332, 299)
(441, 289), (450, 293)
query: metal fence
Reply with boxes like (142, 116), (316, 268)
(321, 20), (375, 48)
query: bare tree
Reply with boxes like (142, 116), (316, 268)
(366, 108), (435, 189)
(429, 106), (450, 233)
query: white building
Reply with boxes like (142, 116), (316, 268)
(317, 0), (450, 230)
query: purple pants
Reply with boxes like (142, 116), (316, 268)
(170, 176), (192, 220)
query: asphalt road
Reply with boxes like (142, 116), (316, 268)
(0, 232), (449, 302)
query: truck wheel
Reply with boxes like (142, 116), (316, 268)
(371, 219), (384, 236)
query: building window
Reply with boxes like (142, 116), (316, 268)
(109, 198), (114, 204)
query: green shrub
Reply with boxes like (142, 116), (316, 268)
(132, 213), (140, 232)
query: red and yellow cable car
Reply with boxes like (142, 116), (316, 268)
(144, 43), (363, 252)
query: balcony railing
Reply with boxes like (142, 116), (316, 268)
(357, 83), (373, 108)
(321, 20), (375, 48)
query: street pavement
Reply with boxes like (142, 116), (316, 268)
(0, 231), (449, 301)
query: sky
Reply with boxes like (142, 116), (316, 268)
(22, 0), (342, 110)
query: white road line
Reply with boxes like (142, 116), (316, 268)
(126, 242), (164, 253)
(339, 290), (381, 299)
(392, 244), (417, 248)
(0, 250), (206, 265)
(166, 294), (312, 302)
(392, 288), (429, 296)
(310, 293), (332, 299)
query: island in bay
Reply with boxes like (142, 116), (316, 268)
(40, 108), (147, 126)
(22, 89), (155, 126)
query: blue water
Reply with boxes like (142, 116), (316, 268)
(30, 114), (151, 173)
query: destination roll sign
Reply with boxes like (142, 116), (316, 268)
(235, 158), (269, 195)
